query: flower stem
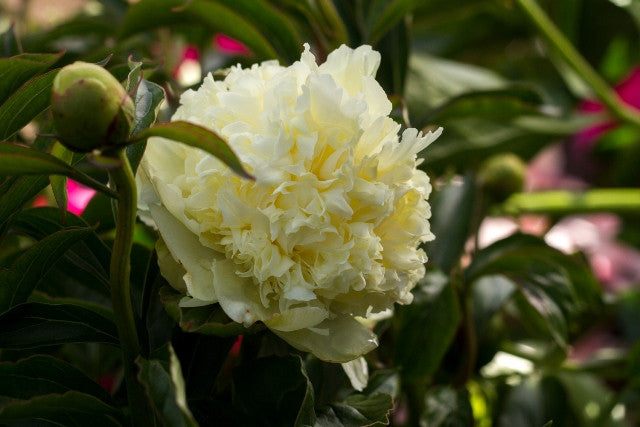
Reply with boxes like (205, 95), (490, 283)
(514, 0), (640, 128)
(108, 148), (151, 425)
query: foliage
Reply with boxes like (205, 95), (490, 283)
(1, 0), (639, 425)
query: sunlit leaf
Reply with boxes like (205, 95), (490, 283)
(0, 69), (57, 141)
(0, 143), (117, 198)
(129, 120), (253, 179)
(0, 51), (63, 105)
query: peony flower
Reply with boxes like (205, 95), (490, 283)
(137, 44), (441, 362)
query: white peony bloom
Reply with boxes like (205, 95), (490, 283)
(137, 44), (442, 362)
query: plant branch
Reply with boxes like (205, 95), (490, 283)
(514, 0), (640, 128)
(108, 148), (153, 425)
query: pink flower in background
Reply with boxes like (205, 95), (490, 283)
(568, 66), (640, 181)
(66, 179), (95, 215)
(214, 34), (250, 55)
(173, 45), (201, 87)
(33, 179), (95, 215)
(577, 67), (640, 145)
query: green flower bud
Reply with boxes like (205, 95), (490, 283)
(478, 153), (526, 202)
(51, 62), (135, 152)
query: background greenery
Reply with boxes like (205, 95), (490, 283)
(1, 0), (640, 425)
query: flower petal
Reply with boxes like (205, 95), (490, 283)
(149, 204), (219, 302)
(272, 316), (378, 363)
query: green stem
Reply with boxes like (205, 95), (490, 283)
(514, 0), (640, 128)
(108, 148), (151, 425)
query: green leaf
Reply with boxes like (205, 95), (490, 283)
(50, 141), (75, 222)
(214, 0), (302, 64)
(130, 120), (253, 179)
(137, 344), (197, 427)
(0, 302), (118, 348)
(0, 174), (50, 231)
(425, 174), (475, 273)
(502, 188), (640, 216)
(367, 0), (423, 45)
(127, 60), (166, 137)
(422, 386), (474, 426)
(233, 355), (316, 426)
(159, 286), (264, 337)
(11, 207), (112, 299)
(0, 143), (117, 198)
(0, 69), (57, 141)
(393, 271), (461, 379)
(0, 355), (114, 404)
(318, 393), (393, 427)
(0, 226), (93, 314)
(465, 234), (602, 348)
(0, 390), (122, 426)
(0, 51), (63, 105)
(119, 0), (281, 61)
(0, 23), (21, 57)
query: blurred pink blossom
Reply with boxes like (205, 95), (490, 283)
(214, 34), (250, 55)
(66, 179), (95, 215)
(545, 214), (640, 292)
(33, 179), (95, 215)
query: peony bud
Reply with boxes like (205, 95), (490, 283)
(51, 62), (135, 152)
(478, 153), (526, 202)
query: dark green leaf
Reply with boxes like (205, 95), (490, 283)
(0, 23), (21, 58)
(0, 51), (63, 105)
(233, 355), (315, 426)
(320, 393), (393, 427)
(0, 143), (117, 198)
(393, 271), (461, 379)
(127, 61), (166, 137)
(422, 386), (474, 426)
(130, 120), (253, 179)
(425, 175), (475, 273)
(49, 142), (75, 222)
(465, 234), (602, 348)
(0, 69), (57, 141)
(159, 286), (264, 337)
(0, 174), (49, 231)
(214, 0), (302, 64)
(0, 355), (114, 404)
(0, 227), (93, 314)
(0, 302), (118, 348)
(137, 344), (197, 427)
(499, 378), (546, 427)
(367, 0), (423, 45)
(0, 390), (122, 426)
(363, 370), (400, 399)
(119, 0), (280, 61)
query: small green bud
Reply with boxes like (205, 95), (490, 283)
(478, 153), (526, 202)
(51, 62), (135, 152)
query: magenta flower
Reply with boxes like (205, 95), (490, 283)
(568, 66), (640, 181)
(66, 179), (96, 215)
(213, 34), (250, 55)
